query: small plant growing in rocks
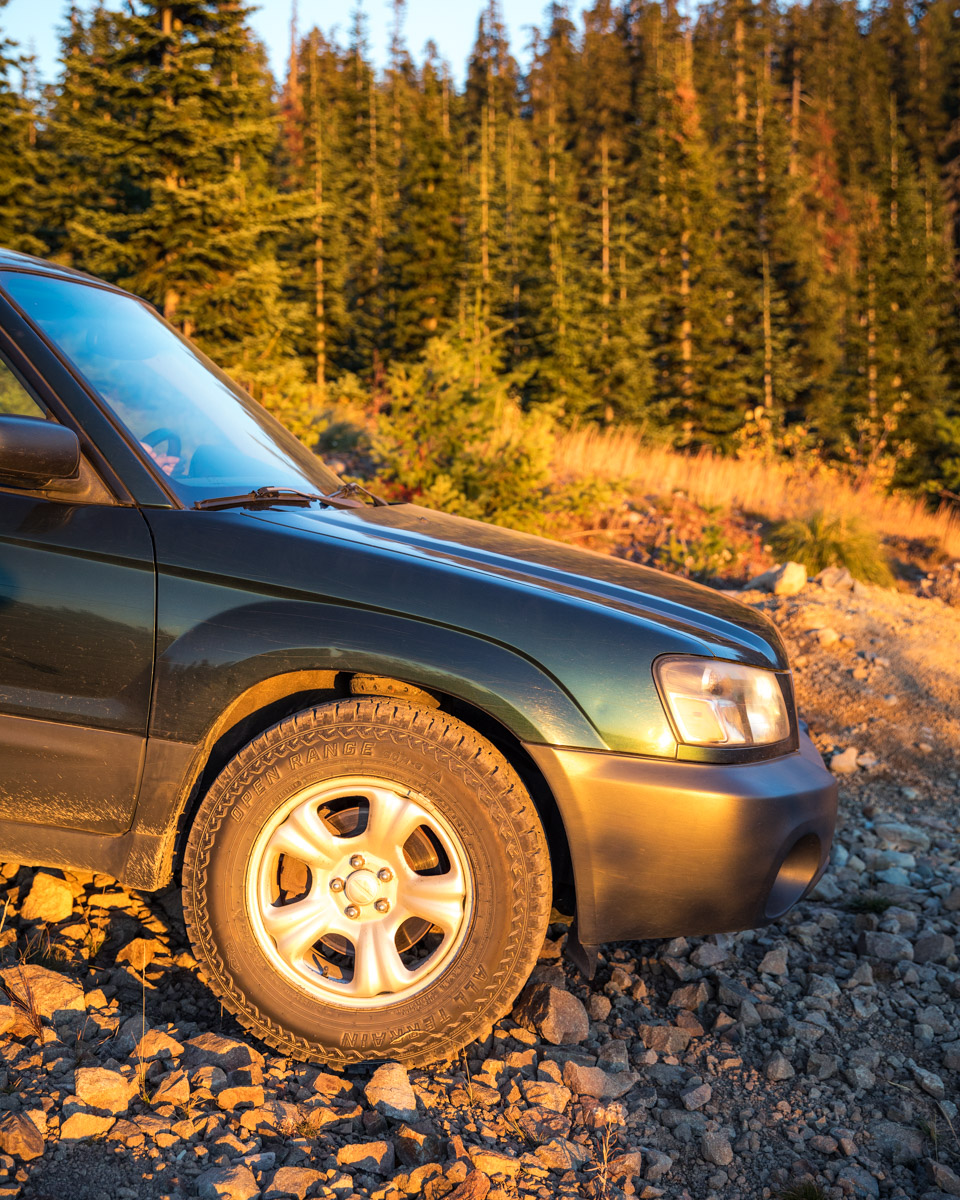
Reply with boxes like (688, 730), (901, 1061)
(777, 1180), (829, 1200)
(78, 891), (109, 959)
(847, 892), (893, 914)
(587, 1125), (619, 1199)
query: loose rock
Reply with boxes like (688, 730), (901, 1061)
(196, 1165), (260, 1200)
(757, 945), (789, 976)
(364, 1061), (418, 1122)
(183, 1032), (264, 1073)
(262, 1167), (324, 1200)
(513, 983), (589, 1045)
(0, 1113), (43, 1161)
(75, 1067), (134, 1116)
(336, 1140), (395, 1175)
(913, 932), (955, 963)
(395, 1122), (442, 1168)
(0, 964), (83, 1023)
(764, 1052), (795, 1081)
(116, 937), (165, 971)
(701, 1131), (733, 1167)
(20, 873), (73, 923)
(680, 1081), (712, 1110)
(638, 1024), (692, 1054)
(928, 1161), (960, 1198)
(59, 1111), (116, 1140)
(856, 930), (914, 961)
(830, 746), (860, 775)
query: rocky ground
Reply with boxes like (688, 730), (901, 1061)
(0, 570), (957, 1200)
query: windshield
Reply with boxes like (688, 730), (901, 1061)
(0, 271), (342, 504)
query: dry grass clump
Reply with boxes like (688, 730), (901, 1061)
(768, 511), (894, 586)
(776, 1182), (829, 1200)
(553, 425), (960, 559)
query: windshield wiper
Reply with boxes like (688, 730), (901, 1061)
(193, 482), (388, 512)
(322, 481), (389, 507)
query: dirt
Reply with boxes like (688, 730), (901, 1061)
(745, 577), (960, 795)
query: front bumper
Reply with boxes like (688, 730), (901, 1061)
(525, 731), (837, 946)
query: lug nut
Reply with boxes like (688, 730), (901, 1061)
(329, 877), (344, 892)
(374, 899), (390, 913)
(377, 867), (393, 882)
(349, 854), (365, 869)
(344, 905), (360, 919)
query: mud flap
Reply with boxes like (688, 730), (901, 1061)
(564, 920), (599, 980)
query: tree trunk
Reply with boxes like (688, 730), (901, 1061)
(309, 37), (326, 394)
(757, 88), (773, 411)
(160, 5), (179, 324)
(600, 132), (611, 342)
(889, 92), (898, 232)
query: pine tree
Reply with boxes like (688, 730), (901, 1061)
(630, 3), (741, 442)
(39, 7), (123, 261)
(333, 8), (389, 380)
(10, 0), (960, 498)
(0, 0), (41, 254)
(835, 135), (953, 485)
(382, 45), (463, 361)
(523, 4), (593, 412)
(692, 0), (821, 439)
(567, 0), (651, 424)
(51, 0), (304, 390)
(462, 2), (527, 372)
(281, 27), (351, 392)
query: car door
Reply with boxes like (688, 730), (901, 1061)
(0, 339), (157, 835)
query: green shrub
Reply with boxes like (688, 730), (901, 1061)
(768, 509), (894, 586)
(368, 335), (590, 533)
(656, 522), (739, 582)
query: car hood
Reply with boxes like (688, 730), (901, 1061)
(252, 501), (788, 670)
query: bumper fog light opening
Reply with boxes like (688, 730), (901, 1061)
(764, 833), (822, 920)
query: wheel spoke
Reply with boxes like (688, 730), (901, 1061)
(261, 895), (337, 964)
(400, 869), (465, 933)
(265, 797), (341, 869)
(350, 921), (411, 997)
(362, 786), (426, 861)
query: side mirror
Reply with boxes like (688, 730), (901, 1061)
(0, 416), (81, 487)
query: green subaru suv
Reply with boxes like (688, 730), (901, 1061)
(0, 250), (836, 1064)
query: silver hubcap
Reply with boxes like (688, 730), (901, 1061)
(246, 777), (472, 1008)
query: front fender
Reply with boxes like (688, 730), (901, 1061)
(151, 580), (605, 752)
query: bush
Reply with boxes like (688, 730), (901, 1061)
(768, 510), (894, 586)
(367, 335), (600, 534)
(655, 522), (739, 582)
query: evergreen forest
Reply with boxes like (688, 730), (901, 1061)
(3, 0), (960, 502)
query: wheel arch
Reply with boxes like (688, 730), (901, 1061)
(166, 668), (576, 916)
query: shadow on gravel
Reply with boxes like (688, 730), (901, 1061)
(22, 1144), (175, 1200)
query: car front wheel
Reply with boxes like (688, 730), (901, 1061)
(181, 698), (552, 1066)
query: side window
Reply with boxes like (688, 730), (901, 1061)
(0, 358), (47, 420)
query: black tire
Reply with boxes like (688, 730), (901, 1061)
(181, 698), (552, 1067)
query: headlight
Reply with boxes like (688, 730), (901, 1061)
(655, 656), (790, 747)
